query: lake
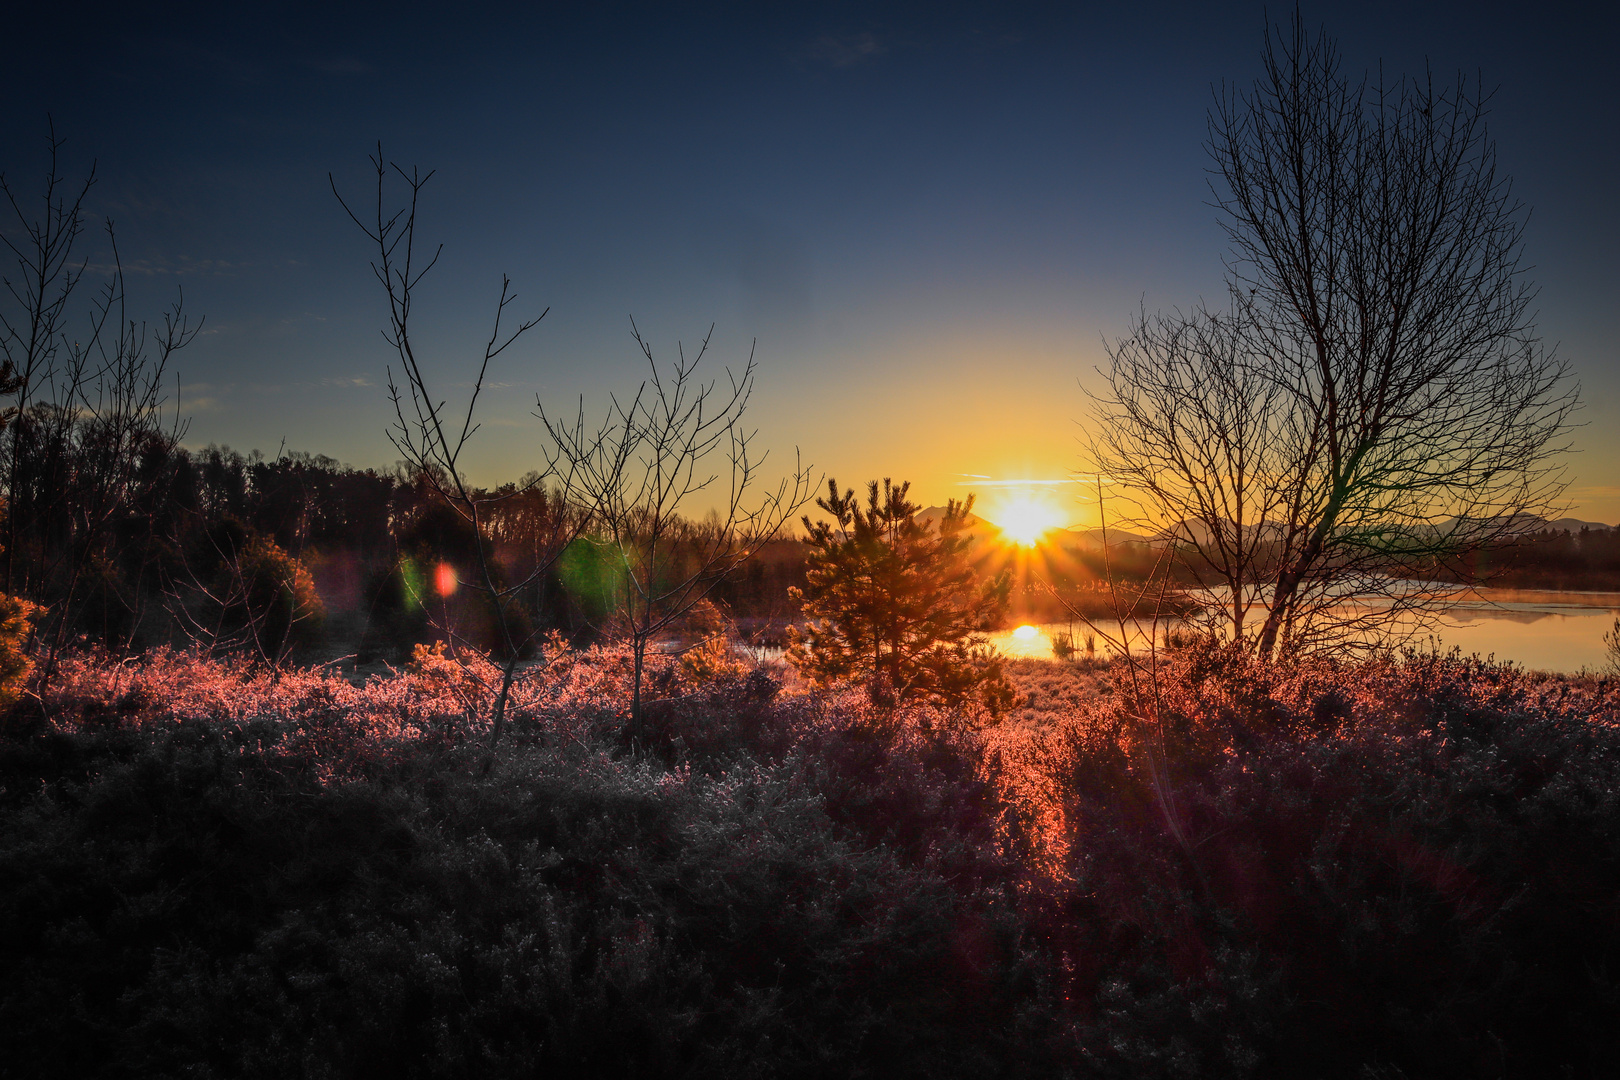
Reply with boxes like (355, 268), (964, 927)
(988, 589), (1620, 674)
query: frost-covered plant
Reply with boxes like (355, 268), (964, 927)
(0, 590), (36, 712)
(10, 644), (1620, 1077)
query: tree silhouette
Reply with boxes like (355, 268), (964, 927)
(333, 146), (612, 750)
(541, 321), (813, 742)
(1088, 15), (1576, 658)
(788, 478), (1011, 712)
(1, 123), (197, 678)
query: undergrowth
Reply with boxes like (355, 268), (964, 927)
(2, 642), (1618, 1078)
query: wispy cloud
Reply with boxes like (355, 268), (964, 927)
(320, 376), (374, 389)
(86, 256), (246, 277)
(956, 476), (1073, 487)
(806, 32), (885, 68)
(307, 55), (372, 75)
(448, 380), (521, 391)
(178, 381), (230, 413)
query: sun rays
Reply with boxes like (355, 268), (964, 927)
(995, 498), (1065, 545)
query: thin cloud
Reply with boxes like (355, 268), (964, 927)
(955, 477), (1073, 487)
(178, 382), (229, 413)
(806, 32), (884, 68)
(85, 256), (245, 277)
(308, 55), (372, 75)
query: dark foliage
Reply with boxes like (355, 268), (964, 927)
(2, 430), (810, 667)
(0, 658), (1051, 1079)
(1412, 525), (1620, 590)
(2, 647), (1618, 1077)
(1010, 646), (1620, 1078)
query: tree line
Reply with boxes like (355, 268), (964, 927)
(0, 426), (814, 660)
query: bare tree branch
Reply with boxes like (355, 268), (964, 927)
(539, 320), (815, 741)
(1087, 14), (1577, 659)
(333, 146), (603, 750)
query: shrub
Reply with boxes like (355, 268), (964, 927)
(787, 478), (1011, 714)
(0, 590), (36, 712)
(0, 649), (1051, 1078)
(6, 646), (1620, 1077)
(676, 599), (746, 684)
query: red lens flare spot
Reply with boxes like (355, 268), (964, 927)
(434, 563), (458, 597)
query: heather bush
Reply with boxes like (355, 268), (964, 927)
(3, 646), (1618, 1077)
(0, 590), (35, 711)
(0, 647), (1055, 1078)
(990, 647), (1620, 1078)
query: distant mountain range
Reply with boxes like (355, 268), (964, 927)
(1059, 515), (1615, 549)
(1524, 517), (1614, 533)
(1424, 515), (1616, 537)
(915, 506), (990, 532)
(916, 509), (1615, 545)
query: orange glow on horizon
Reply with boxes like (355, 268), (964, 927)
(434, 563), (458, 597)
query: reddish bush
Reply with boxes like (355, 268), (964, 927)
(4, 645), (1618, 1078)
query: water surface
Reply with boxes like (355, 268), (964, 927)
(989, 590), (1620, 674)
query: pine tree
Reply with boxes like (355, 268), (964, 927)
(787, 478), (1011, 712)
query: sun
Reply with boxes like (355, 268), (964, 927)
(995, 498), (1063, 546)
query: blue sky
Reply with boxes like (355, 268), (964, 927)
(4, 1), (1616, 523)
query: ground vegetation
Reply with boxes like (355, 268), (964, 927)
(2, 644), (1617, 1077)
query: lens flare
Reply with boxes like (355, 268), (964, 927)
(434, 563), (458, 597)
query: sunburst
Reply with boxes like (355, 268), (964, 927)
(996, 498), (1063, 546)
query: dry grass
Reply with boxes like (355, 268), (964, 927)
(1000, 656), (1117, 725)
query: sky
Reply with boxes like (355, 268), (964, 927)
(4, 0), (1617, 528)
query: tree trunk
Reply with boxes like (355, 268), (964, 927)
(630, 637), (646, 744)
(488, 657), (517, 751)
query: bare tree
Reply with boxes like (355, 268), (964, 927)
(0, 124), (96, 597)
(1089, 306), (1298, 649)
(1088, 16), (1577, 658)
(541, 320), (814, 741)
(1, 125), (197, 676)
(333, 147), (614, 749)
